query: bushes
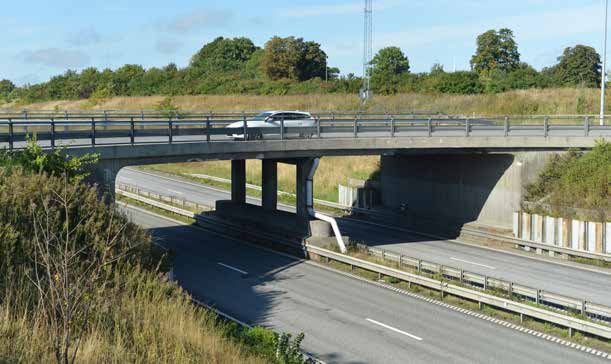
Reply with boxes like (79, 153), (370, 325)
(524, 141), (610, 220)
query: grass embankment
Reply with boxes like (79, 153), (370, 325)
(0, 167), (308, 363)
(524, 141), (610, 221)
(6, 88), (609, 116)
(143, 156), (380, 203)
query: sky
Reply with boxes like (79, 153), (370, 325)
(0, 0), (607, 86)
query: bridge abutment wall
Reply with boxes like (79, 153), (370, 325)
(379, 151), (560, 229)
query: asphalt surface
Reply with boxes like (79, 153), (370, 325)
(117, 167), (611, 306)
(122, 204), (607, 364)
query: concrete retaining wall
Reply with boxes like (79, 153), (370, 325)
(379, 152), (557, 229)
(513, 211), (609, 255)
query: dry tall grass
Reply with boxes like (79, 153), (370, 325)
(145, 156), (380, 202)
(4, 88), (605, 115)
(0, 270), (268, 364)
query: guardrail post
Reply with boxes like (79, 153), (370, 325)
(581, 300), (586, 316)
(390, 116), (395, 137)
(64, 110), (68, 119)
(130, 117), (135, 145)
(23, 110), (28, 120)
(399, 254), (403, 266)
(504, 116), (509, 136)
(280, 118), (285, 140)
(50, 118), (56, 149)
(381, 250), (385, 260)
(91, 117), (96, 146)
(536, 289), (541, 305)
(465, 118), (470, 136)
(508, 282), (513, 298)
(103, 110), (108, 121)
(206, 114), (211, 142)
(168, 117), (173, 144)
(8, 119), (13, 151)
(427, 118), (432, 137)
(316, 116), (321, 138)
(417, 259), (422, 272)
(140, 110), (145, 120)
(483, 276), (488, 290)
(460, 269), (464, 283)
(543, 116), (549, 137)
(243, 113), (248, 140)
(584, 116), (589, 136)
(353, 116), (358, 138)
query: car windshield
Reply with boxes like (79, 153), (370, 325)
(250, 112), (274, 121)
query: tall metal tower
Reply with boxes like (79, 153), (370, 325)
(361, 0), (373, 102)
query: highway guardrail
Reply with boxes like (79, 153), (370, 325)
(1, 114), (609, 151)
(116, 184), (611, 340)
(306, 245), (611, 340)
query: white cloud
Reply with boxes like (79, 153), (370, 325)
(156, 9), (234, 34)
(155, 39), (182, 55)
(68, 27), (102, 46)
(278, 0), (401, 18)
(21, 48), (90, 69)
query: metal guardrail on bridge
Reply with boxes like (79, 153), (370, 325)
(0, 114), (609, 151)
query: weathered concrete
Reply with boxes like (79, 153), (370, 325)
(231, 160), (246, 204)
(295, 158), (316, 219)
(261, 159), (278, 212)
(379, 152), (559, 229)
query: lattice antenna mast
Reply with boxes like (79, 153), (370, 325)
(361, 0), (373, 101)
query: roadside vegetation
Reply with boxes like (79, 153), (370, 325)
(1, 28), (606, 112)
(524, 140), (610, 221)
(0, 143), (311, 364)
(142, 156), (380, 203)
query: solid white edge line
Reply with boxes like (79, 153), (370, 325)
(450, 257), (496, 270)
(167, 189), (184, 195)
(126, 167), (611, 276)
(120, 201), (610, 360)
(366, 318), (423, 341)
(218, 262), (249, 275)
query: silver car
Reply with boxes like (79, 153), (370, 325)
(226, 111), (316, 140)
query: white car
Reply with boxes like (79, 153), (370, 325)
(226, 111), (316, 140)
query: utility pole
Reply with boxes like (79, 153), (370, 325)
(361, 0), (373, 103)
(601, 0), (608, 125)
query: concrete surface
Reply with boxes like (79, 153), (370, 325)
(116, 167), (611, 306)
(121, 204), (608, 364)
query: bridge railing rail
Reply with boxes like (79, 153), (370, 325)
(0, 115), (609, 151)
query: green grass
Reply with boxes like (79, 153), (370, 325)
(141, 155), (380, 204)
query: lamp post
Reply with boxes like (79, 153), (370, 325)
(600, 0), (608, 125)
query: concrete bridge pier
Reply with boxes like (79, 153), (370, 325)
(87, 158), (128, 200)
(262, 159), (278, 212)
(231, 159), (246, 204)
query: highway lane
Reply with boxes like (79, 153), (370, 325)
(122, 205), (606, 364)
(117, 167), (611, 306)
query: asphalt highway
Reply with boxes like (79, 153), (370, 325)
(117, 167), (611, 306)
(122, 204), (607, 364)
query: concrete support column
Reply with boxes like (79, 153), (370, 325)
(262, 159), (278, 212)
(296, 158), (315, 219)
(231, 159), (246, 204)
(87, 159), (125, 201)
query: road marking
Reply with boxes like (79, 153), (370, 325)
(218, 262), (249, 275)
(450, 257), (496, 269)
(167, 189), (184, 195)
(365, 318), (423, 341)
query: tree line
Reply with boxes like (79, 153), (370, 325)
(0, 29), (604, 104)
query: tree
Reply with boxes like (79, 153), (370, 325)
(261, 36), (327, 81)
(0, 79), (15, 99)
(470, 28), (520, 74)
(370, 47), (410, 94)
(552, 45), (601, 87)
(190, 37), (257, 73)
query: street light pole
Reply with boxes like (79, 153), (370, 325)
(600, 0), (609, 125)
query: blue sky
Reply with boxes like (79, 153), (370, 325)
(0, 0), (607, 85)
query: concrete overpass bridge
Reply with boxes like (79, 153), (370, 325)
(1, 112), (609, 235)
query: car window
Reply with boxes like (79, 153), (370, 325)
(251, 112), (273, 121)
(271, 113), (288, 121)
